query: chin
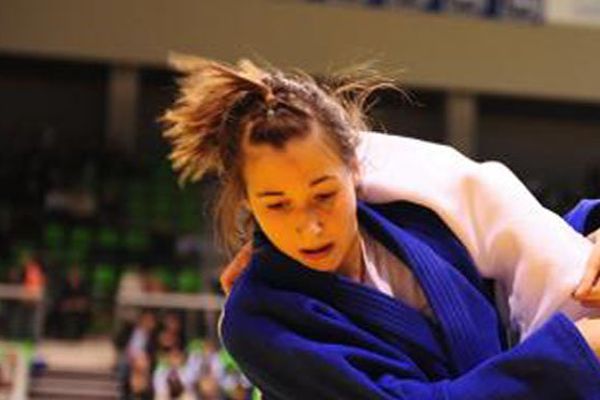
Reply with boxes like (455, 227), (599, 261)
(296, 256), (340, 274)
(306, 263), (337, 273)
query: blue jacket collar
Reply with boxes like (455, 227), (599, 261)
(248, 201), (502, 374)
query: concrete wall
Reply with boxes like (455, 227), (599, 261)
(2, 0), (600, 102)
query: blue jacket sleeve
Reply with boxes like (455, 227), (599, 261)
(222, 282), (600, 400)
(444, 313), (600, 400)
(563, 199), (600, 236)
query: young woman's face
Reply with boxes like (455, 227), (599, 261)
(243, 125), (361, 274)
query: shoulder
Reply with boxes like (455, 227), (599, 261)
(356, 131), (464, 172)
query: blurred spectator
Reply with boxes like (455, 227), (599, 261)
(118, 264), (145, 297)
(22, 252), (45, 299)
(2, 252), (45, 339)
(126, 311), (158, 361)
(115, 310), (253, 399)
(157, 330), (180, 357)
(197, 375), (222, 400)
(184, 339), (222, 396)
(145, 273), (167, 293)
(129, 351), (153, 400)
(217, 345), (252, 400)
(55, 265), (90, 339)
(153, 347), (193, 400)
(117, 310), (158, 399)
(195, 340), (226, 400)
(162, 312), (186, 351)
(0, 349), (17, 396)
(0, 264), (22, 338)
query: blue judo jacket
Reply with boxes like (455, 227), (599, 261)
(221, 200), (600, 400)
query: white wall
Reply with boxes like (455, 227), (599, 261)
(2, 0), (600, 102)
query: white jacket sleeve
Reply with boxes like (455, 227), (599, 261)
(356, 131), (596, 339)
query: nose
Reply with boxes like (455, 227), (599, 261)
(296, 211), (323, 237)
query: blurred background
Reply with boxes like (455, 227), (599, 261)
(0, 0), (599, 398)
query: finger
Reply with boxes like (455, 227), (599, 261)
(574, 239), (600, 298)
(588, 228), (600, 244)
(574, 257), (599, 298)
(576, 228), (600, 297)
(584, 243), (600, 295)
(574, 288), (600, 306)
(219, 242), (253, 295)
(231, 242), (253, 270)
(219, 269), (233, 296)
(576, 290), (600, 301)
(579, 299), (600, 309)
(586, 284), (600, 300)
(220, 259), (244, 295)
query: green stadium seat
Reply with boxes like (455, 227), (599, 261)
(177, 268), (202, 293)
(70, 227), (93, 250)
(92, 263), (118, 297)
(123, 229), (150, 253)
(152, 266), (175, 291)
(44, 223), (65, 250)
(97, 227), (119, 250)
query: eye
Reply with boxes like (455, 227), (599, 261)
(266, 201), (288, 210)
(315, 191), (337, 202)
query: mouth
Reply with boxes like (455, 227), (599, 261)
(299, 242), (335, 260)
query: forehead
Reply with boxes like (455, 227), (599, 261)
(242, 129), (346, 192)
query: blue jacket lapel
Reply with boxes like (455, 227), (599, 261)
(357, 202), (502, 373)
(251, 230), (450, 375)
(250, 201), (503, 375)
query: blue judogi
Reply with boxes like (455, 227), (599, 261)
(565, 199), (600, 237)
(221, 200), (600, 399)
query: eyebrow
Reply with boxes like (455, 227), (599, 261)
(256, 175), (335, 198)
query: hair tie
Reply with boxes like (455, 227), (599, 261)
(264, 90), (277, 119)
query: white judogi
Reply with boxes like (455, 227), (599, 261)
(357, 131), (595, 339)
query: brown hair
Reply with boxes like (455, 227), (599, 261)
(160, 54), (397, 255)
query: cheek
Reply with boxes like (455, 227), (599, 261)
(326, 192), (357, 235)
(336, 189), (357, 219)
(253, 211), (296, 249)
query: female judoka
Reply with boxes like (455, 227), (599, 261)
(162, 55), (600, 399)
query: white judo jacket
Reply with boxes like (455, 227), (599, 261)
(357, 131), (595, 339)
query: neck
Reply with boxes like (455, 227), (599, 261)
(337, 230), (364, 282)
